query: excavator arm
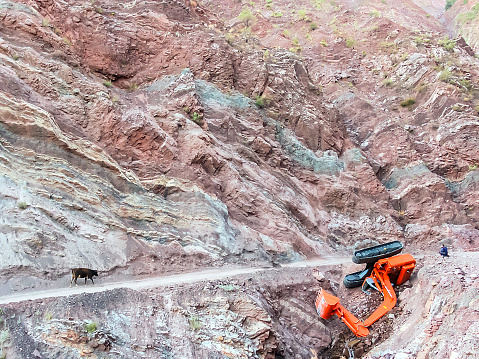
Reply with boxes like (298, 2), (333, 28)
(315, 253), (416, 337)
(315, 288), (369, 337)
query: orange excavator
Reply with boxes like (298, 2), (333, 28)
(315, 250), (416, 337)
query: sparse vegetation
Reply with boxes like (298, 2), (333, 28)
(44, 312), (53, 321)
(445, 0), (457, 10)
(0, 330), (8, 359)
(345, 38), (355, 48)
(369, 9), (381, 17)
(320, 39), (328, 47)
(400, 98), (416, 108)
(95, 6), (103, 14)
(189, 316), (201, 330)
(438, 37), (455, 51)
(272, 11), (283, 17)
(103, 79), (112, 88)
(298, 9), (307, 21)
(17, 201), (28, 210)
(255, 95), (266, 108)
(12, 54), (19, 60)
(310, 22), (317, 31)
(382, 78), (393, 87)
(63, 37), (72, 46)
(129, 83), (138, 92)
(218, 284), (235, 291)
(238, 7), (255, 28)
(292, 38), (300, 46)
(42, 19), (50, 27)
(85, 322), (97, 333)
(191, 112), (202, 124)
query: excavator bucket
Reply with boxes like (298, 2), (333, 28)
(315, 288), (339, 319)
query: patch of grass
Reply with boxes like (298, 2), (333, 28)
(345, 38), (355, 48)
(42, 19), (50, 27)
(416, 83), (428, 93)
(310, 22), (317, 30)
(44, 312), (53, 321)
(382, 78), (393, 87)
(85, 322), (97, 333)
(439, 69), (452, 82)
(291, 38), (299, 46)
(218, 284), (236, 292)
(283, 29), (291, 38)
(438, 37), (455, 51)
(63, 37), (72, 46)
(272, 11), (283, 17)
(103, 79), (112, 88)
(320, 39), (328, 47)
(400, 98), (416, 108)
(298, 9), (307, 20)
(12, 54), (19, 60)
(17, 201), (28, 210)
(369, 9), (381, 17)
(189, 316), (201, 330)
(95, 6), (103, 14)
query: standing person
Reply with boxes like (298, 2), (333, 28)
(439, 245), (449, 259)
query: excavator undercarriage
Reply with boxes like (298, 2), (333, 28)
(315, 242), (416, 337)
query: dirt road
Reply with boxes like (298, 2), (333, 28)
(0, 257), (352, 305)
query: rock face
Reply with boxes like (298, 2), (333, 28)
(1, 0), (479, 357)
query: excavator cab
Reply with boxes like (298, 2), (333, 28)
(315, 247), (416, 337)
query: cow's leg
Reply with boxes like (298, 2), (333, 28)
(85, 277), (87, 285)
(70, 273), (74, 288)
(75, 276), (78, 286)
(90, 277), (94, 285)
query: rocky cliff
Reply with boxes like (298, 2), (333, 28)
(0, 0), (478, 358)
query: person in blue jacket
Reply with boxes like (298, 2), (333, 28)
(439, 245), (449, 259)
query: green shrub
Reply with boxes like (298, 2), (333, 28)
(189, 316), (201, 330)
(42, 19), (50, 27)
(238, 7), (255, 27)
(103, 80), (112, 88)
(369, 9), (381, 17)
(298, 9), (307, 20)
(400, 98), (416, 107)
(310, 22), (317, 30)
(17, 201), (28, 210)
(272, 11), (283, 17)
(292, 38), (299, 46)
(85, 322), (97, 333)
(438, 37), (455, 51)
(345, 38), (355, 48)
(191, 112), (202, 124)
(255, 95), (266, 108)
(445, 0), (457, 10)
(320, 39), (328, 47)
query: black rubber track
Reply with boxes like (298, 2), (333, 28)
(343, 264), (374, 288)
(352, 241), (404, 264)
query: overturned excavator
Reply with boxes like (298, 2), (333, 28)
(315, 241), (416, 337)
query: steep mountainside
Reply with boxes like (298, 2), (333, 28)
(0, 0), (478, 358)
